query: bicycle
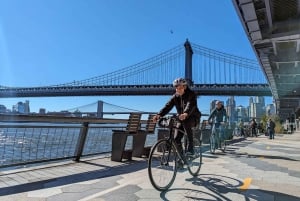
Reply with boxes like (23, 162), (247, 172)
(147, 115), (202, 191)
(232, 127), (241, 137)
(209, 122), (226, 154)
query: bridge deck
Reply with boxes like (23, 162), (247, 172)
(0, 132), (300, 201)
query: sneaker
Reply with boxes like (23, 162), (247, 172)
(177, 160), (184, 170)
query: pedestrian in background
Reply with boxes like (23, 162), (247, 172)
(266, 118), (275, 139)
(239, 119), (245, 137)
(250, 118), (257, 137)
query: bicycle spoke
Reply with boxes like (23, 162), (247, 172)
(148, 139), (177, 191)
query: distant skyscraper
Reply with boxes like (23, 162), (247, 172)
(249, 97), (253, 104)
(266, 104), (275, 116)
(236, 105), (247, 121)
(12, 100), (30, 114)
(0, 104), (6, 113)
(210, 100), (217, 113)
(256, 96), (265, 107)
(249, 96), (265, 120)
(226, 96), (236, 122)
(25, 100), (30, 113)
(39, 108), (46, 115)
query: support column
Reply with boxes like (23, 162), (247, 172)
(275, 99), (280, 116)
(184, 39), (193, 85)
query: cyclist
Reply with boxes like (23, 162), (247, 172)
(153, 78), (201, 155)
(207, 101), (228, 146)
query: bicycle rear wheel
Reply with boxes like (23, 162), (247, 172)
(218, 131), (226, 152)
(187, 137), (202, 176)
(219, 139), (226, 152)
(210, 134), (216, 154)
(148, 139), (177, 191)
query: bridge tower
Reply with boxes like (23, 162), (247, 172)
(184, 39), (193, 86)
(97, 100), (104, 118)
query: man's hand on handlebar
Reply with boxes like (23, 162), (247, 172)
(152, 114), (161, 123)
(178, 113), (188, 121)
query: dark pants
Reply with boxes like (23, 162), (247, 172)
(240, 128), (245, 137)
(251, 128), (257, 137)
(268, 128), (274, 139)
(174, 118), (196, 153)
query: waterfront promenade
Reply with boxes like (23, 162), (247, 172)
(0, 131), (300, 201)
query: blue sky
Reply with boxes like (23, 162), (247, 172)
(0, 0), (273, 116)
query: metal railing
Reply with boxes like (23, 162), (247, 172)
(0, 114), (157, 168)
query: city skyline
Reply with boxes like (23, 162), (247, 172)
(1, 95), (274, 120)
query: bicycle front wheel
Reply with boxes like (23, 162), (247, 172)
(148, 139), (177, 191)
(187, 137), (202, 176)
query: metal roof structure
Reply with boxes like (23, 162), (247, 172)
(233, 0), (300, 120)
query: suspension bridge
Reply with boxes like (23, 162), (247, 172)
(0, 40), (270, 98)
(66, 100), (145, 117)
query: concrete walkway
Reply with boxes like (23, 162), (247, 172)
(0, 131), (300, 201)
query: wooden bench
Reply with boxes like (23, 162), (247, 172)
(132, 114), (157, 158)
(111, 113), (142, 162)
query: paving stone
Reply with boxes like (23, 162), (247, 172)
(100, 185), (141, 201)
(1, 132), (300, 200)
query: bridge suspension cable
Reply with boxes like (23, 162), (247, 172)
(191, 43), (266, 84)
(54, 41), (266, 87)
(0, 41), (270, 98)
(55, 44), (185, 87)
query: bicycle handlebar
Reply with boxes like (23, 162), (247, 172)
(158, 115), (180, 128)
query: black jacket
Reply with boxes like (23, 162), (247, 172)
(158, 87), (201, 120)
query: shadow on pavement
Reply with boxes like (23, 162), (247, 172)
(227, 149), (300, 161)
(161, 188), (225, 201)
(0, 158), (148, 196)
(161, 173), (300, 201)
(161, 173), (243, 201)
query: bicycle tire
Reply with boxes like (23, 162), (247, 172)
(148, 139), (177, 191)
(187, 137), (202, 176)
(210, 134), (216, 154)
(220, 139), (226, 152)
(218, 129), (226, 152)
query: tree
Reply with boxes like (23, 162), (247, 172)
(262, 114), (283, 134)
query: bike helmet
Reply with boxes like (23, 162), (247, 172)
(173, 78), (187, 87)
(215, 100), (222, 105)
